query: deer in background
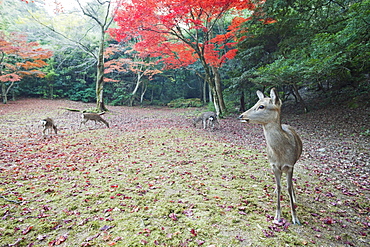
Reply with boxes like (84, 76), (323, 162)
(41, 118), (57, 136)
(80, 112), (109, 128)
(239, 88), (302, 225)
(193, 111), (219, 129)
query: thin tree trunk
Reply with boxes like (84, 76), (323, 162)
(208, 84), (212, 103)
(1, 81), (14, 104)
(239, 91), (245, 112)
(203, 79), (207, 104)
(292, 84), (308, 113)
(140, 82), (147, 104)
(130, 71), (143, 106)
(1, 82), (7, 104)
(96, 28), (107, 112)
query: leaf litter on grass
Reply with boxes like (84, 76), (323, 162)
(1, 99), (369, 246)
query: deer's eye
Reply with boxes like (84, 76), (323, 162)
(258, 105), (265, 109)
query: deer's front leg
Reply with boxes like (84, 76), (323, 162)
(272, 165), (282, 222)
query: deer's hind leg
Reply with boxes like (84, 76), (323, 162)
(286, 167), (300, 225)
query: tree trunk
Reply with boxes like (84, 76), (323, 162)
(130, 71), (143, 106)
(239, 91), (245, 112)
(292, 84), (308, 113)
(140, 81), (147, 104)
(96, 28), (107, 112)
(200, 61), (226, 116)
(1, 82), (7, 104)
(1, 81), (14, 104)
(202, 79), (207, 104)
(212, 67), (226, 114)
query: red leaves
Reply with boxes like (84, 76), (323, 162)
(322, 217), (335, 225)
(22, 226), (33, 235)
(48, 234), (68, 246)
(190, 228), (197, 237)
(168, 213), (178, 221)
(110, 0), (258, 69)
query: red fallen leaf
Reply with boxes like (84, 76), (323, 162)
(322, 217), (335, 225)
(55, 234), (68, 245)
(22, 225), (33, 235)
(44, 189), (55, 193)
(169, 213), (177, 221)
(100, 225), (114, 231)
(85, 233), (100, 242)
(190, 228), (197, 237)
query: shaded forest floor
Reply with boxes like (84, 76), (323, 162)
(0, 99), (369, 246)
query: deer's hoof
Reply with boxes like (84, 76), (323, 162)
(292, 218), (301, 225)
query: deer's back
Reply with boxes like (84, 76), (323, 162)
(83, 113), (102, 120)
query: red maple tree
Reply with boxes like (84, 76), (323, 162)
(109, 0), (260, 115)
(0, 32), (53, 103)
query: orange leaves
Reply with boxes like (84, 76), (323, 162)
(0, 73), (22, 83)
(0, 31), (52, 83)
(261, 17), (277, 25)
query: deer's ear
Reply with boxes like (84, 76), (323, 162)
(256, 90), (264, 100)
(270, 88), (281, 106)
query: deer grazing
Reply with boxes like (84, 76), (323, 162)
(41, 117), (57, 136)
(193, 111), (219, 129)
(80, 112), (109, 128)
(239, 88), (302, 225)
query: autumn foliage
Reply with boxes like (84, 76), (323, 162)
(0, 32), (52, 82)
(0, 31), (52, 103)
(109, 0), (258, 69)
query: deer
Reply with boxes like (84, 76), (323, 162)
(41, 117), (58, 136)
(239, 88), (302, 225)
(80, 112), (109, 128)
(193, 111), (219, 129)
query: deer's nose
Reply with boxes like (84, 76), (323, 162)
(238, 114), (244, 119)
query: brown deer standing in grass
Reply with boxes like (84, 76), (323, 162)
(239, 88), (302, 225)
(80, 112), (109, 128)
(41, 118), (57, 136)
(193, 111), (219, 129)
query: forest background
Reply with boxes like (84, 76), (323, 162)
(0, 0), (369, 114)
(1, 0), (369, 246)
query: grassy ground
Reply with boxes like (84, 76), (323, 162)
(0, 99), (368, 246)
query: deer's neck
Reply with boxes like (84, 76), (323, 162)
(262, 121), (285, 145)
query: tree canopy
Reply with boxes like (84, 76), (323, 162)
(1, 0), (368, 111)
(109, 0), (259, 115)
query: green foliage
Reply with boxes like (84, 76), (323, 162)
(230, 0), (369, 107)
(167, 98), (203, 108)
(69, 88), (95, 103)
